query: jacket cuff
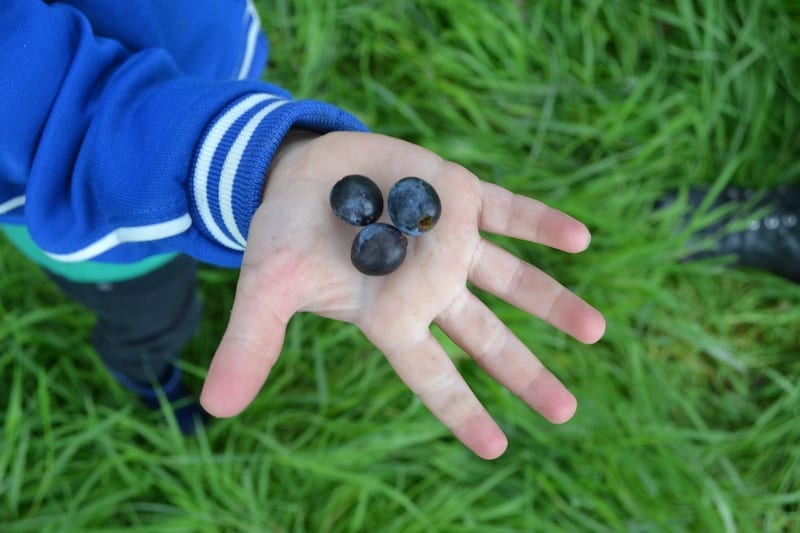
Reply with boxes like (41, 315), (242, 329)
(190, 92), (367, 256)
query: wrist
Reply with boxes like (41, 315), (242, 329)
(262, 128), (320, 199)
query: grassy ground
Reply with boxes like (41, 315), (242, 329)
(2, 0), (800, 531)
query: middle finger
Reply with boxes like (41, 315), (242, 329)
(436, 289), (577, 423)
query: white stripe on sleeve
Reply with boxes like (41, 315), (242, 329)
(237, 0), (262, 80)
(218, 100), (289, 247)
(193, 93), (275, 250)
(44, 214), (192, 263)
(0, 195), (26, 215)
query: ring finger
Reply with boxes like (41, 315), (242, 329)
(436, 289), (577, 423)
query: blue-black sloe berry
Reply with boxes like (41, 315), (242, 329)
(351, 223), (408, 276)
(387, 177), (441, 236)
(330, 174), (384, 226)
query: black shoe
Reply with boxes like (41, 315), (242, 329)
(658, 185), (800, 282)
(111, 363), (208, 436)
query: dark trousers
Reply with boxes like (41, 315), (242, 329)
(47, 255), (203, 384)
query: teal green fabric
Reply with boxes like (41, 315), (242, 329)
(1, 224), (178, 283)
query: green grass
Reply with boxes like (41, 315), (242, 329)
(2, 0), (800, 530)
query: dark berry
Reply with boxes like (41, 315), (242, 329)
(351, 223), (408, 276)
(330, 175), (384, 226)
(387, 177), (442, 236)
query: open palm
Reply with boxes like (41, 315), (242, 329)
(200, 131), (605, 459)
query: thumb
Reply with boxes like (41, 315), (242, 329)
(200, 266), (293, 417)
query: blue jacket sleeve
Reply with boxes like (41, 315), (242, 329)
(0, 1), (367, 267)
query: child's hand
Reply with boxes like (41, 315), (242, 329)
(199, 131), (605, 459)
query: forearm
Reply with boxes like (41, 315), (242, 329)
(0, 1), (367, 267)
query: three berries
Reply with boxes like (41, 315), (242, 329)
(329, 175), (441, 275)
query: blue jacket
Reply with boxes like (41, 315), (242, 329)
(0, 1), (366, 267)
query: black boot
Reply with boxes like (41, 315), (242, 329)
(659, 186), (800, 282)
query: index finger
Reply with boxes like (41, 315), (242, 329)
(479, 181), (591, 253)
